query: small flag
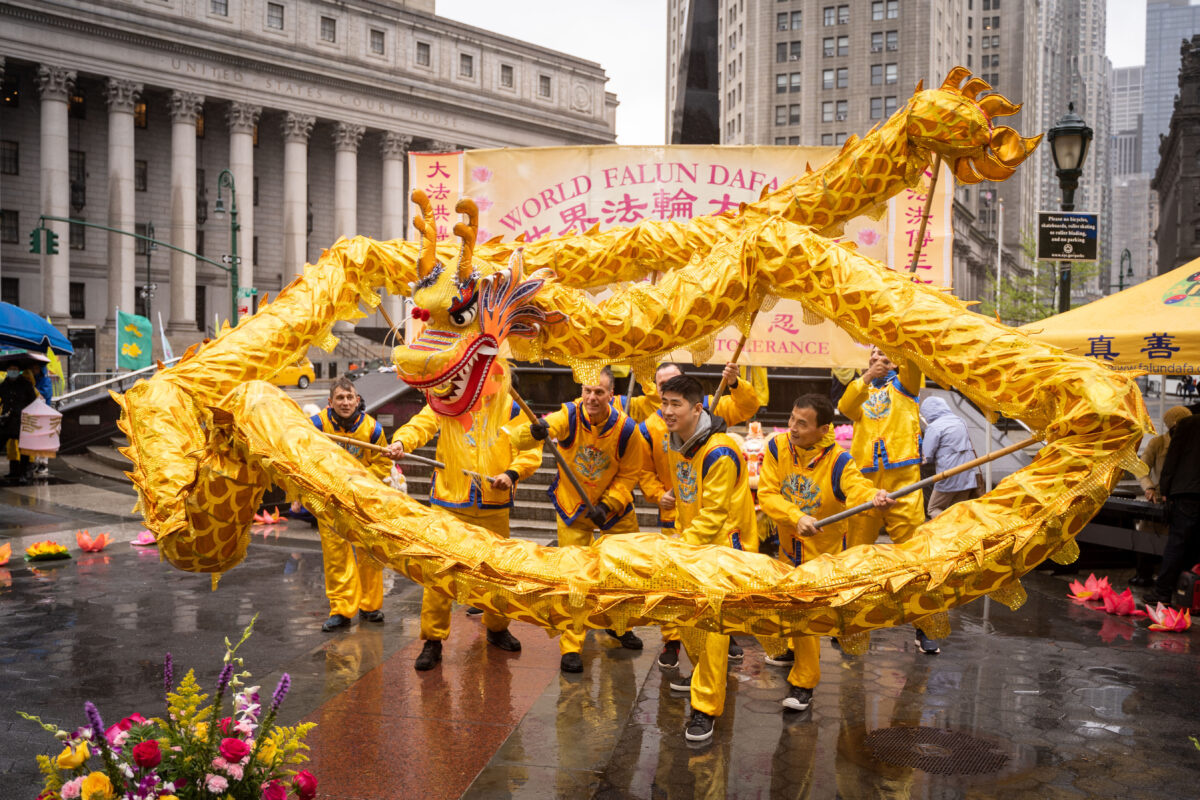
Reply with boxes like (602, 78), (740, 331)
(116, 310), (152, 371)
(157, 312), (174, 361)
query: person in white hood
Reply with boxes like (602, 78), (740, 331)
(920, 396), (983, 517)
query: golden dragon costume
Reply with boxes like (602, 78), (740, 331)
(115, 70), (1151, 651)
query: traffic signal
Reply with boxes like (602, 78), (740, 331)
(46, 229), (59, 255)
(28, 228), (41, 254)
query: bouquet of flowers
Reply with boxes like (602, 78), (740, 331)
(21, 615), (317, 800)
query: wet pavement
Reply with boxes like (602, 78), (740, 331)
(2, 473), (1199, 799)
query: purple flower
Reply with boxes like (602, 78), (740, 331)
(216, 663), (233, 694)
(271, 674), (291, 712)
(163, 653), (173, 693)
(83, 701), (105, 742)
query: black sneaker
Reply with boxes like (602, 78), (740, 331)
(781, 684), (813, 711)
(684, 709), (715, 742)
(764, 649), (795, 666)
(668, 673), (692, 692)
(914, 629), (941, 655)
(486, 629), (522, 652)
(727, 637), (744, 661)
(560, 652), (584, 673)
(358, 609), (385, 624)
(605, 628), (644, 650)
(321, 613), (353, 632)
(465, 606), (484, 616)
(414, 640), (442, 671)
(658, 640), (681, 669)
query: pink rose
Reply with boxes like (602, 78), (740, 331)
(217, 716), (234, 736)
(105, 713), (146, 744)
(218, 737), (251, 763)
(132, 740), (161, 769)
(292, 769), (318, 800)
(60, 777), (83, 800)
(205, 774), (229, 793)
(261, 780), (287, 800)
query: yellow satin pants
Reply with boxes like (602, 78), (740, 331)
(421, 506), (512, 641)
(556, 511), (639, 654)
(845, 465), (924, 548)
(319, 523), (384, 619)
(787, 634), (822, 689)
(682, 628), (730, 717)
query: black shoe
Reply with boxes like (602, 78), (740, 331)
(1143, 588), (1175, 607)
(658, 640), (681, 669)
(781, 684), (813, 712)
(415, 640), (443, 671)
(560, 652), (583, 673)
(465, 606), (484, 616)
(914, 629), (941, 655)
(358, 609), (385, 624)
(321, 613), (353, 632)
(684, 709), (715, 742)
(764, 649), (795, 666)
(1128, 574), (1153, 587)
(486, 628), (522, 652)
(727, 637), (744, 661)
(668, 673), (692, 692)
(605, 628), (644, 650)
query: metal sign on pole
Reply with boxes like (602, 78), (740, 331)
(1036, 211), (1099, 262)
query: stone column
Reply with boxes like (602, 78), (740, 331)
(167, 91), (203, 332)
(36, 65), (75, 319)
(105, 79), (142, 326)
(332, 122), (364, 238)
(281, 113), (314, 281)
(226, 102), (261, 289)
(380, 132), (412, 326)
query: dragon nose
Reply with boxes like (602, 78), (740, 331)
(411, 307), (431, 321)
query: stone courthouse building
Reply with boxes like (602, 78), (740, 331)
(0, 0), (616, 373)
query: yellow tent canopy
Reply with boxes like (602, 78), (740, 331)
(1020, 258), (1200, 375)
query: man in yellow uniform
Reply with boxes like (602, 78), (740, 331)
(758, 393), (894, 712)
(838, 346), (941, 654)
(308, 377), (392, 632)
(657, 374), (757, 742)
(633, 362), (762, 668)
(387, 396), (543, 671)
(514, 366), (644, 674)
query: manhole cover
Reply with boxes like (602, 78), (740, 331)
(863, 726), (1010, 776)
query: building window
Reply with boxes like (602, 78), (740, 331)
(982, 36), (990, 49)
(416, 41), (431, 66)
(500, 64), (514, 87)
(887, 0), (899, 18)
(69, 93), (85, 120)
(871, 32), (883, 53)
(788, 136), (800, 145)
(319, 16), (336, 42)
(822, 101), (834, 122)
(135, 223), (148, 256)
(196, 231), (204, 256)
(872, 1), (884, 20)
(266, 2), (284, 29)
(459, 53), (474, 78)
(791, 10), (802, 28)
(253, 236), (259, 265)
(824, 37), (835, 57)
(539, 75), (552, 97)
(822, 69), (834, 89)
(823, 6), (835, 26)
(0, 141), (16, 175)
(775, 106), (787, 126)
(370, 29), (385, 54)
(777, 12), (789, 31)
(871, 64), (883, 85)
(69, 283), (85, 319)
(69, 150), (86, 211)
(775, 137), (786, 146)
(835, 132), (848, 145)
(0, 209), (17, 243)
(0, 277), (17, 306)
(790, 72), (802, 93)
(253, 176), (260, 207)
(837, 67), (848, 88)
(885, 63), (898, 84)
(777, 42), (788, 63)
(196, 286), (206, 330)
(789, 41), (802, 60)
(838, 5), (849, 24)
(836, 99), (848, 121)
(822, 133), (833, 145)
(2, 73), (18, 108)
(789, 104), (801, 124)
(135, 160), (147, 192)
(870, 97), (883, 119)
(70, 218), (85, 251)
(196, 109), (205, 138)
(134, 101), (147, 128)
(776, 74), (788, 94)
(885, 96), (898, 115)
(886, 30), (898, 51)
(992, 35), (999, 46)
(210, 0), (228, 16)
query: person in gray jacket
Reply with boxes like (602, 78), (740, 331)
(920, 396), (983, 517)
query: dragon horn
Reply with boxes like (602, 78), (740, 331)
(960, 77), (992, 100)
(411, 189), (437, 279)
(941, 66), (972, 90)
(453, 198), (479, 281)
(508, 247), (525, 282)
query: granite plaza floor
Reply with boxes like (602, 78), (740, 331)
(1, 472), (1198, 799)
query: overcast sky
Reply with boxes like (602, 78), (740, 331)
(438, 0), (1155, 145)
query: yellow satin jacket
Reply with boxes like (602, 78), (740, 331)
(668, 426), (757, 551)
(310, 408), (391, 481)
(837, 360), (924, 473)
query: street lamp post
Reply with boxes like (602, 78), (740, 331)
(1047, 102), (1093, 313)
(213, 169), (241, 325)
(140, 220), (158, 320)
(1118, 248), (1133, 292)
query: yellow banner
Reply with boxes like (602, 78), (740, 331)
(407, 150), (464, 243)
(421, 145), (951, 368)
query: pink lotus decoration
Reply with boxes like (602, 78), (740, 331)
(130, 529), (157, 547)
(471, 166), (493, 183)
(475, 197), (493, 212)
(1067, 573), (1112, 602)
(1100, 587), (1146, 617)
(856, 228), (881, 247)
(76, 530), (114, 552)
(1147, 602), (1192, 632)
(253, 507), (283, 526)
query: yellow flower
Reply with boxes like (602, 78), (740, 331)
(193, 721), (208, 740)
(159, 797), (180, 800)
(255, 738), (277, 763)
(80, 771), (115, 799)
(56, 741), (89, 769)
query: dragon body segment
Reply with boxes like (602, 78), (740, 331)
(115, 71), (1146, 644)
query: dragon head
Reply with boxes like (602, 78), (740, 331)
(392, 191), (565, 418)
(905, 67), (1043, 184)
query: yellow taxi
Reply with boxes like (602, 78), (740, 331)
(270, 356), (315, 389)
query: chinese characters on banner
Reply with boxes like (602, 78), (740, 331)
(887, 162), (953, 287)
(410, 145), (953, 368)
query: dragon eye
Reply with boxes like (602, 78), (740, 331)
(448, 297), (478, 327)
